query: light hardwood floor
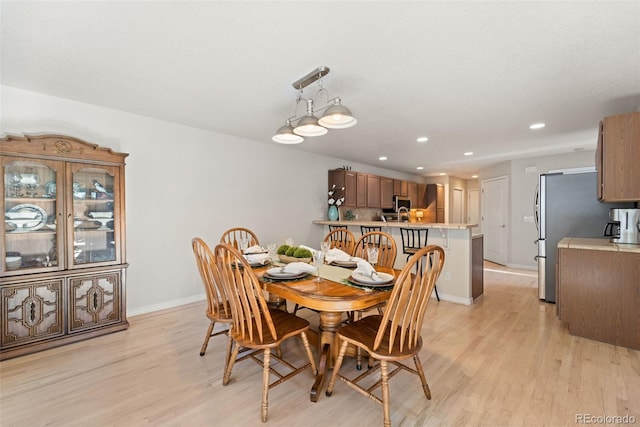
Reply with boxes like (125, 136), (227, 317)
(1, 263), (639, 426)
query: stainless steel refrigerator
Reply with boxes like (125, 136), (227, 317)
(534, 168), (632, 302)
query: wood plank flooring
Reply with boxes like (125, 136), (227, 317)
(1, 263), (639, 426)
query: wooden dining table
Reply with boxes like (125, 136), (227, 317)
(255, 263), (395, 402)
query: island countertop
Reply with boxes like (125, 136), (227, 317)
(313, 220), (477, 230)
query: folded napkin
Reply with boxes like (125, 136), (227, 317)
(244, 245), (265, 254)
(324, 248), (352, 264)
(282, 262), (317, 275)
(244, 253), (270, 265)
(354, 259), (378, 279)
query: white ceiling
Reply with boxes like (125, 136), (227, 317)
(2, 1), (639, 178)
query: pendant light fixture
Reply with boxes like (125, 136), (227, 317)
(272, 66), (356, 144)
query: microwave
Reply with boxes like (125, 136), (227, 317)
(393, 195), (411, 212)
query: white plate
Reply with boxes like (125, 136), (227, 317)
(332, 259), (358, 268)
(6, 204), (48, 231)
(350, 272), (394, 285)
(265, 267), (307, 278)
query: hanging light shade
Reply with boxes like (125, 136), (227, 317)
(272, 120), (304, 144)
(318, 99), (357, 129)
(293, 114), (328, 137)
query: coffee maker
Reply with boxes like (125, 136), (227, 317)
(603, 208), (640, 244)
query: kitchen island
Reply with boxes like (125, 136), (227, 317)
(313, 220), (481, 305)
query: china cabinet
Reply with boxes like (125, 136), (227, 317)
(1, 134), (128, 360)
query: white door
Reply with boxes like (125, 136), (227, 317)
(452, 188), (463, 223)
(468, 188), (480, 234)
(481, 176), (508, 265)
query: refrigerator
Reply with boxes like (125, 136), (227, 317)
(534, 168), (632, 302)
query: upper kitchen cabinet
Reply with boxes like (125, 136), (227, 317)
(356, 173), (368, 207)
(366, 174), (381, 208)
(1, 134), (129, 360)
(393, 179), (408, 197)
(329, 169), (357, 207)
(381, 177), (394, 209)
(597, 111), (640, 201)
(407, 181), (418, 208)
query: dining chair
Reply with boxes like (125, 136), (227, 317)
(213, 243), (317, 423)
(219, 227), (260, 250)
(191, 237), (233, 357)
(349, 231), (398, 331)
(323, 228), (356, 254)
(352, 231), (397, 269)
(326, 245), (445, 427)
(400, 227), (439, 301)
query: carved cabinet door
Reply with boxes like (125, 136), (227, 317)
(1, 280), (64, 348)
(68, 271), (122, 332)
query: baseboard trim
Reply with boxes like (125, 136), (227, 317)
(127, 293), (206, 317)
(433, 292), (473, 306)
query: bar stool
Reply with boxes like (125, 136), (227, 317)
(399, 227), (439, 301)
(360, 226), (382, 245)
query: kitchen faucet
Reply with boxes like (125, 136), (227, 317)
(397, 206), (409, 222)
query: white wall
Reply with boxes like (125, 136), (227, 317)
(1, 85), (420, 315)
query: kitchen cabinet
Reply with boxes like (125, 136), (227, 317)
(417, 184), (426, 209)
(1, 134), (129, 360)
(393, 179), (408, 197)
(356, 173), (367, 207)
(328, 169), (357, 207)
(597, 111), (640, 201)
(424, 184), (445, 223)
(407, 181), (418, 208)
(366, 174), (381, 208)
(381, 177), (394, 209)
(557, 242), (640, 350)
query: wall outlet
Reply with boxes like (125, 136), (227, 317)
(445, 272), (451, 280)
(523, 215), (534, 223)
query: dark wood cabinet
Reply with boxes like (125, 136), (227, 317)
(597, 111), (640, 201)
(381, 177), (394, 209)
(366, 174), (381, 208)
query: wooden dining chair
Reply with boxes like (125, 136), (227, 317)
(323, 228), (356, 254)
(191, 237), (233, 357)
(352, 231), (397, 269)
(219, 227), (260, 250)
(213, 243), (317, 423)
(326, 245), (445, 427)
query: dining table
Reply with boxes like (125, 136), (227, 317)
(255, 262), (397, 402)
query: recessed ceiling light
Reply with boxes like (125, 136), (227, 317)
(464, 151), (474, 156)
(379, 156), (387, 161)
(472, 175), (478, 179)
(416, 166), (424, 170)
(439, 173), (446, 176)
(529, 122), (546, 130)
(416, 136), (428, 143)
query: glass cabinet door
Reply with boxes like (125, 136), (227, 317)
(68, 164), (120, 267)
(3, 157), (62, 274)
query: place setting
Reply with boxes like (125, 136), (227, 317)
(324, 246), (362, 268)
(262, 262), (317, 281)
(346, 254), (395, 290)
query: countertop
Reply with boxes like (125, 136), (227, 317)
(313, 220), (477, 230)
(557, 237), (640, 253)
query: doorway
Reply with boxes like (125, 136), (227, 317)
(452, 188), (464, 223)
(468, 188), (480, 234)
(481, 176), (508, 265)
